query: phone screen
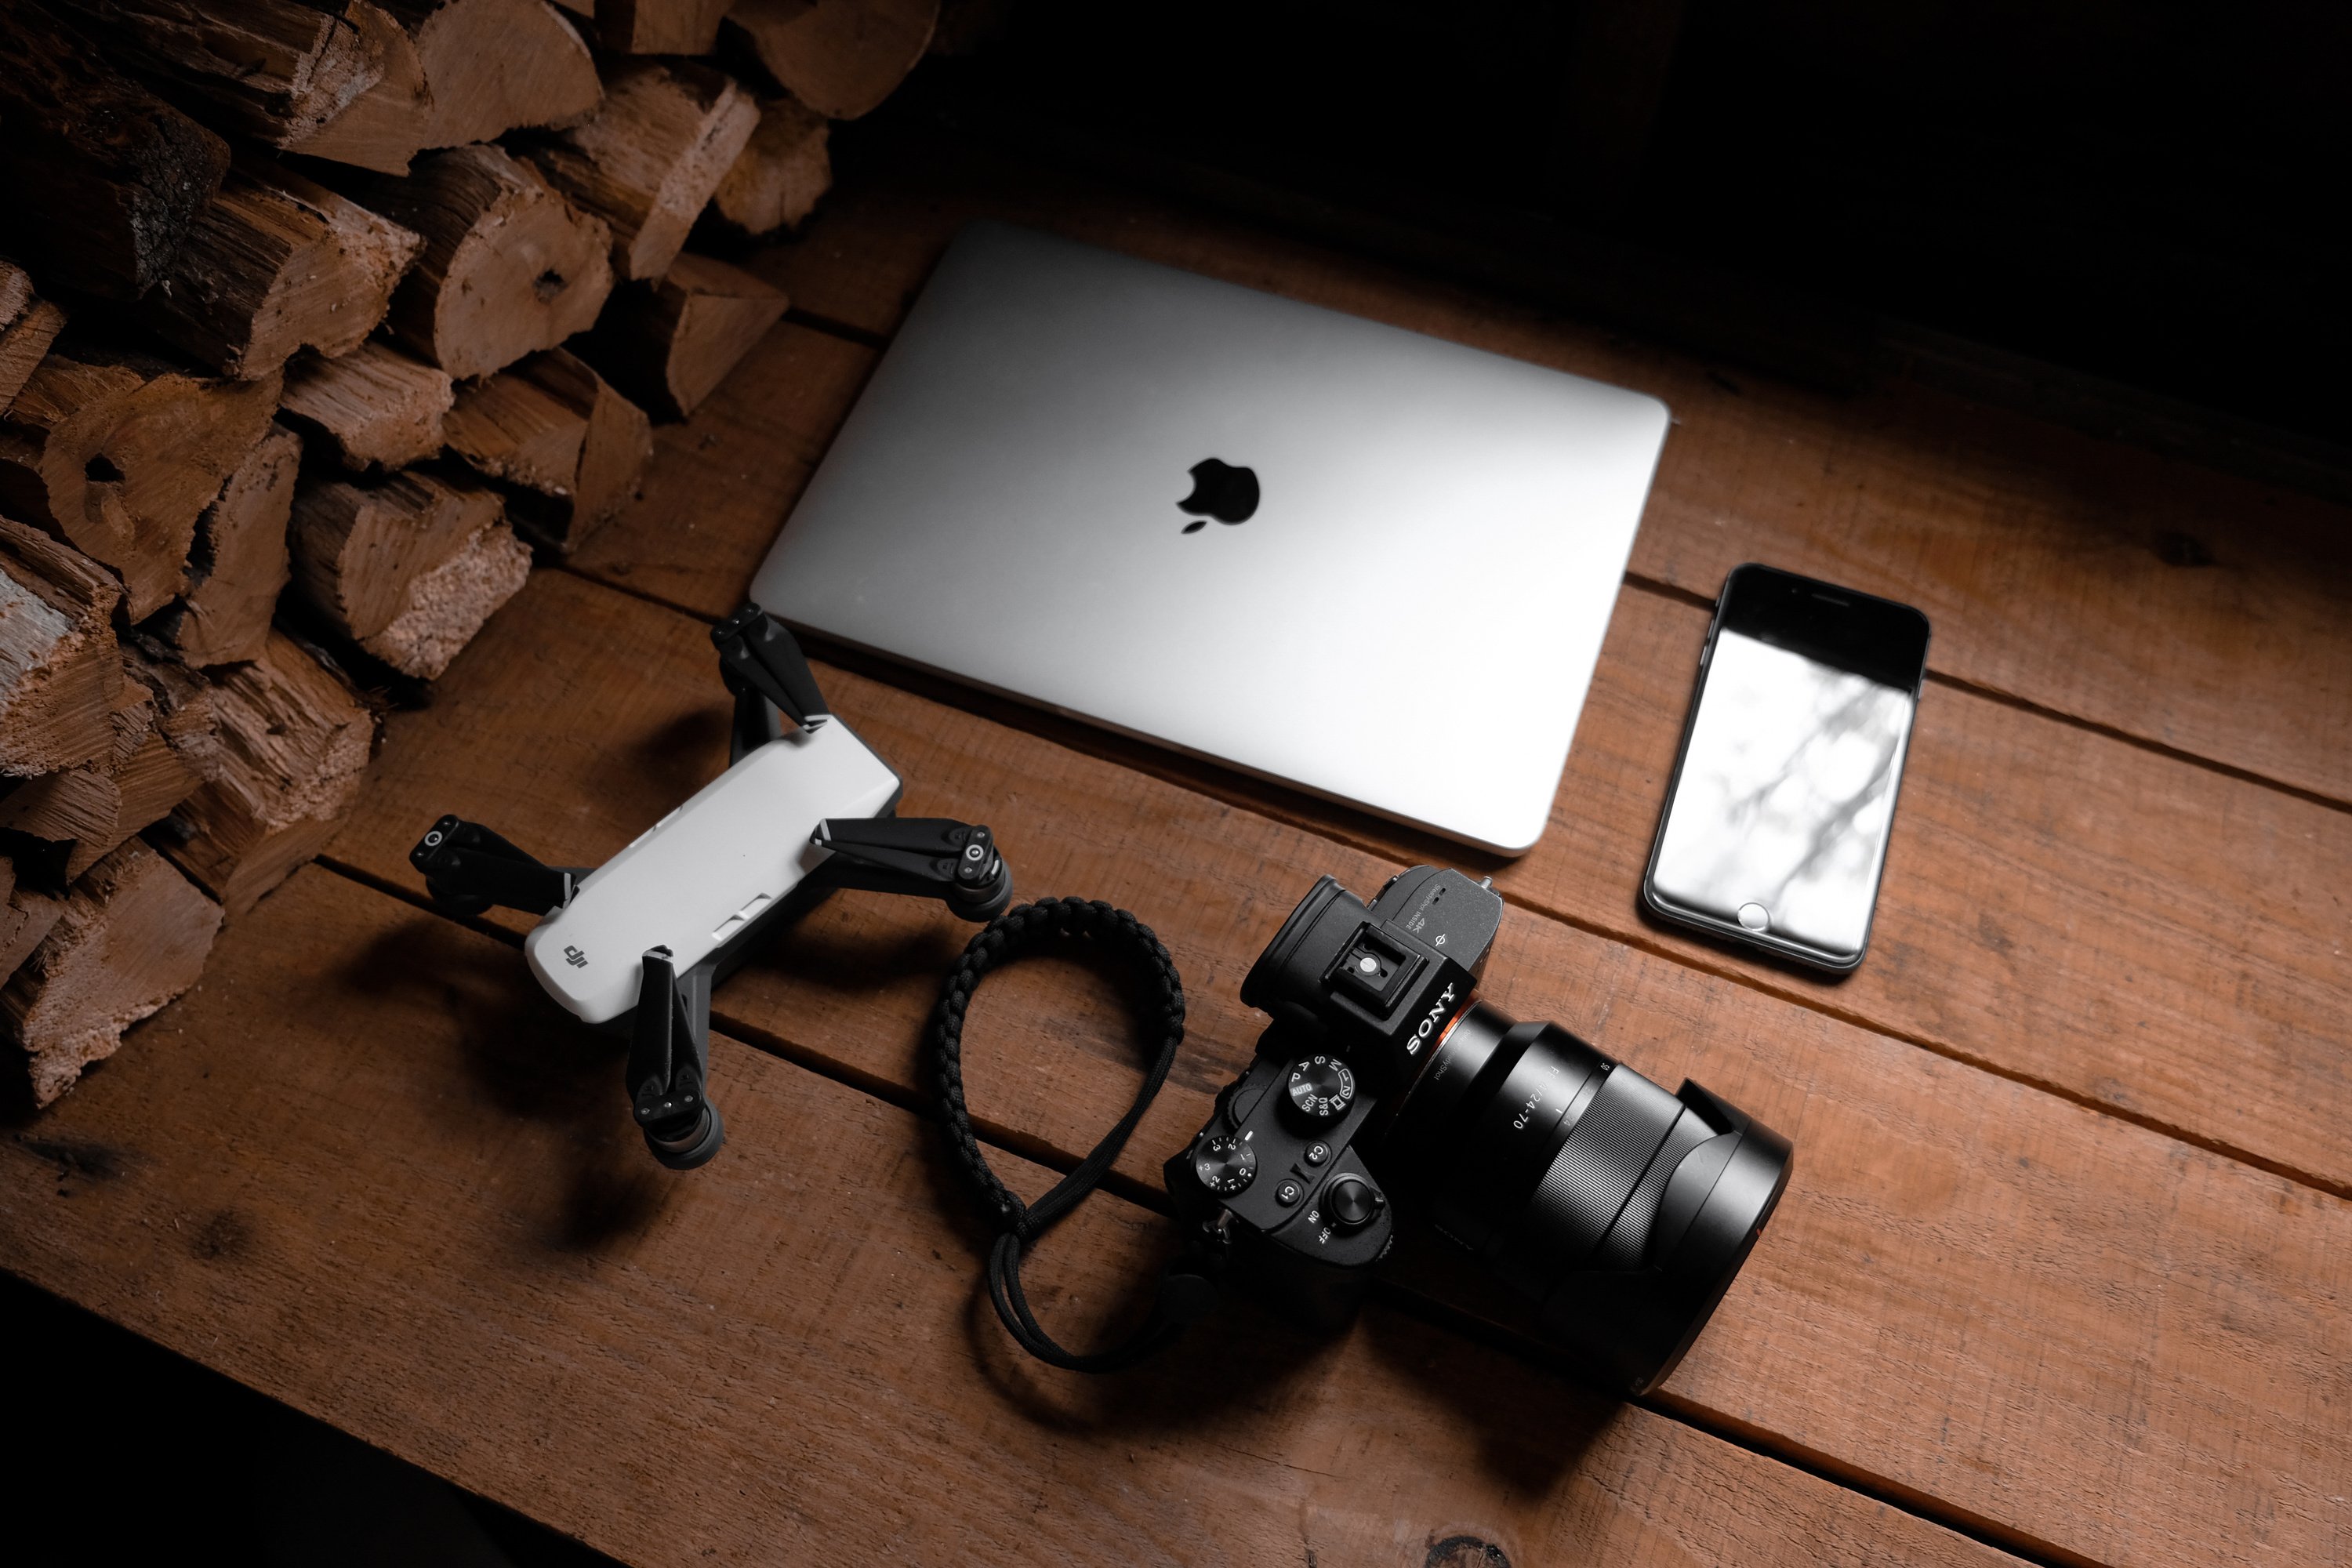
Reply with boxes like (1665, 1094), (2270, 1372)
(1645, 565), (1930, 969)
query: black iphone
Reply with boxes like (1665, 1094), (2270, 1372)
(1642, 564), (1932, 972)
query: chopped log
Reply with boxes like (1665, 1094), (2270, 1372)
(141, 159), (424, 379)
(151, 424), (301, 667)
(582, 252), (787, 419)
(0, 517), (124, 778)
(0, 865), (65, 982)
(597, 0), (735, 55)
(159, 630), (373, 916)
(54, 0), (388, 150)
(0, 341), (283, 619)
(287, 1), (433, 175)
(0, 659), (200, 880)
(288, 466), (532, 675)
(708, 93), (830, 237)
(279, 343), (452, 471)
(367, 519), (532, 678)
(392, 0), (601, 147)
(445, 350), (651, 550)
(3, 838), (221, 1105)
(0, 0), (233, 299)
(524, 60), (761, 284)
(4, 262), (70, 415)
(368, 145), (615, 379)
(928, 0), (1013, 55)
(726, 0), (938, 120)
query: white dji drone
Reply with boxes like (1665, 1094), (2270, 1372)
(409, 604), (1012, 1169)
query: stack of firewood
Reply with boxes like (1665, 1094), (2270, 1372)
(1, 0), (953, 1108)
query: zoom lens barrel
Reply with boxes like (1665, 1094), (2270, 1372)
(1243, 869), (1794, 1396)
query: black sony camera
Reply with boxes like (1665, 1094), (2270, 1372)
(1166, 866), (1792, 1394)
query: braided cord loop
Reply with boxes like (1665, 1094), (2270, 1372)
(931, 897), (1192, 1372)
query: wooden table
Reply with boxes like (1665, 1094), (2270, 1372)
(5, 133), (2347, 1568)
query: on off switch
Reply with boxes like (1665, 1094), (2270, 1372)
(1284, 1055), (1356, 1125)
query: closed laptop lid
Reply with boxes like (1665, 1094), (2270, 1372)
(751, 222), (1669, 854)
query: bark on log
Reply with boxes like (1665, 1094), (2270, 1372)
(445, 349), (651, 551)
(597, 0), (735, 55)
(289, 466), (532, 676)
(159, 629), (372, 916)
(56, 0), (388, 150)
(582, 252), (786, 419)
(0, 341), (283, 619)
(0, 517), (125, 778)
(3, 837), (221, 1105)
(0, 0), (233, 299)
(141, 158), (424, 379)
(368, 145), (615, 379)
(150, 423), (301, 667)
(279, 342), (452, 470)
(725, 0), (938, 120)
(707, 93), (830, 237)
(286, 1), (433, 175)
(524, 60), (760, 284)
(2, 264), (68, 415)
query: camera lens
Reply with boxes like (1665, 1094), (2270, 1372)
(1381, 1000), (1791, 1394)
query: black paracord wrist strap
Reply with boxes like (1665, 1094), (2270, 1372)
(931, 897), (1203, 1372)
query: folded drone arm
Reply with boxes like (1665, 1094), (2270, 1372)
(628, 948), (724, 1170)
(713, 603), (829, 763)
(813, 816), (1014, 922)
(409, 816), (586, 917)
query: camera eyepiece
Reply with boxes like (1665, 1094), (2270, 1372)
(1176, 866), (1793, 1395)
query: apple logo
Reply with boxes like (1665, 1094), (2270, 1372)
(1178, 458), (1259, 532)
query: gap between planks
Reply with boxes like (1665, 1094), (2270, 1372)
(311, 849), (2086, 1568)
(550, 557), (2352, 1206)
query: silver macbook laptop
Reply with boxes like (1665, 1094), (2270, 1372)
(750, 223), (1669, 854)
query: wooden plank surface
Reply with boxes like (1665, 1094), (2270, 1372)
(329, 568), (2352, 1568)
(746, 131), (2352, 806)
(0, 867), (2022, 1568)
(563, 273), (2352, 1203)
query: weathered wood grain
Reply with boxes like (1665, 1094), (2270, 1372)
(753, 134), (2352, 805)
(328, 568), (2352, 1568)
(557, 292), (2352, 1204)
(0, 866), (2020, 1568)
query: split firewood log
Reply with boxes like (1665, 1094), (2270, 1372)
(445, 349), (652, 550)
(929, 0), (1014, 55)
(524, 60), (761, 284)
(279, 342), (452, 471)
(2, 264), (67, 414)
(0, 340), (282, 619)
(391, 0), (601, 147)
(0, 858), (65, 982)
(53, 0), (389, 151)
(0, 652), (204, 881)
(289, 2), (433, 175)
(0, 517), (125, 779)
(707, 94), (831, 237)
(368, 145), (615, 379)
(598, 0), (734, 53)
(289, 467), (533, 677)
(3, 837), (221, 1105)
(0, 0), (233, 299)
(149, 423), (300, 667)
(726, 0), (938, 120)
(158, 630), (372, 917)
(583, 252), (787, 419)
(140, 158), (424, 379)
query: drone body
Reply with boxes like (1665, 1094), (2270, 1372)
(411, 604), (1011, 1168)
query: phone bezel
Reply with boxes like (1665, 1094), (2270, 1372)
(1639, 562), (1933, 974)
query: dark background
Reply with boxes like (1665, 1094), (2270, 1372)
(909, 0), (2350, 484)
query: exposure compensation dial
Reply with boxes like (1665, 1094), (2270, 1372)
(1192, 1134), (1258, 1196)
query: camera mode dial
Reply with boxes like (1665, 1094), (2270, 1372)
(1284, 1054), (1356, 1125)
(1192, 1134), (1258, 1196)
